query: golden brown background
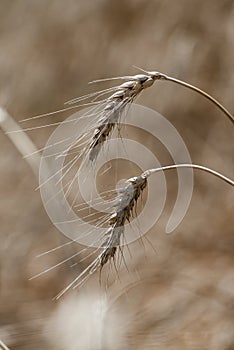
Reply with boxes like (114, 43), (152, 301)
(0, 0), (233, 349)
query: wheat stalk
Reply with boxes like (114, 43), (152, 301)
(54, 162), (233, 299)
(15, 69), (233, 169)
(143, 163), (234, 186)
(11, 68), (233, 174)
(67, 68), (233, 161)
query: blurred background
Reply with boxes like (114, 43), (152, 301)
(0, 0), (233, 349)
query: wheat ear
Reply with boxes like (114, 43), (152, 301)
(54, 174), (147, 299)
(55, 162), (233, 299)
(18, 70), (233, 161)
(80, 69), (234, 161)
(99, 162), (233, 272)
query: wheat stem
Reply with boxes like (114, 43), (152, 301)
(132, 66), (233, 125)
(160, 74), (234, 124)
(143, 163), (234, 186)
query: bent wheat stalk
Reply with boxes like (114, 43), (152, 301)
(73, 69), (234, 161)
(17, 69), (233, 165)
(134, 66), (234, 124)
(143, 164), (234, 186)
(54, 163), (233, 299)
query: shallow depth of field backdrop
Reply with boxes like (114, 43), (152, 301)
(0, 1), (234, 349)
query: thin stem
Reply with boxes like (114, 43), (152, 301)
(0, 340), (11, 350)
(161, 74), (234, 125)
(0, 108), (40, 176)
(143, 163), (234, 186)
